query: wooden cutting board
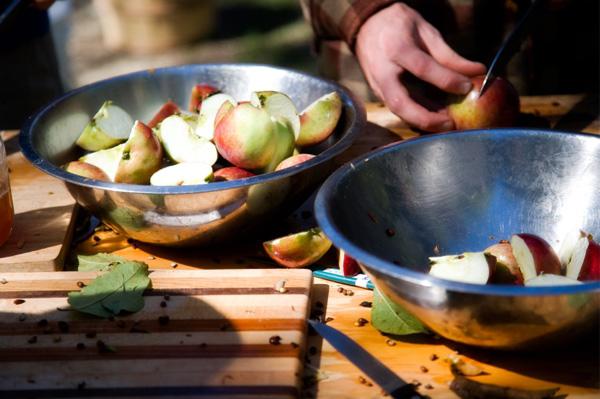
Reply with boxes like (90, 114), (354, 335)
(0, 268), (312, 398)
(0, 131), (76, 272)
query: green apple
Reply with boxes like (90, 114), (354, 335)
(159, 115), (218, 165)
(76, 101), (133, 151)
(263, 121), (295, 173)
(150, 162), (213, 186)
(263, 228), (332, 268)
(297, 92), (342, 147)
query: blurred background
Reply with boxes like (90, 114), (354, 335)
(49, 0), (313, 90)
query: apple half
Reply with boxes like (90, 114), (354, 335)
(150, 162), (213, 186)
(114, 121), (163, 185)
(275, 153), (315, 171)
(525, 274), (582, 287)
(428, 252), (495, 284)
(484, 242), (523, 285)
(263, 228), (332, 268)
(565, 234), (600, 281)
(76, 101), (133, 151)
(79, 143), (125, 182)
(159, 115), (218, 166)
(251, 91), (301, 140)
(510, 234), (562, 282)
(296, 92), (342, 147)
(338, 249), (360, 276)
(64, 161), (110, 181)
(195, 93), (237, 140)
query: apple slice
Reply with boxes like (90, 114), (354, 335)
(148, 100), (180, 129)
(296, 92), (342, 147)
(251, 91), (301, 140)
(213, 166), (255, 182)
(566, 235), (600, 281)
(214, 103), (278, 170)
(189, 84), (219, 112)
(150, 162), (213, 186)
(428, 252), (495, 284)
(64, 161), (110, 181)
(510, 234), (562, 282)
(159, 115), (218, 166)
(484, 242), (523, 285)
(525, 274), (582, 287)
(338, 249), (360, 276)
(79, 143), (125, 182)
(558, 229), (587, 268)
(114, 121), (163, 184)
(275, 153), (315, 171)
(76, 101), (133, 151)
(195, 93), (237, 140)
(264, 121), (295, 173)
(263, 228), (332, 268)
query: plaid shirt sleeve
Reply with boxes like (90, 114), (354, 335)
(299, 0), (399, 51)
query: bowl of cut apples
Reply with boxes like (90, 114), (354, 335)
(20, 64), (364, 246)
(315, 129), (600, 349)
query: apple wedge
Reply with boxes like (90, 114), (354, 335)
(159, 115), (218, 166)
(79, 143), (125, 182)
(264, 121), (295, 173)
(64, 161), (110, 181)
(484, 242), (523, 285)
(275, 153), (315, 171)
(558, 229), (587, 269)
(148, 100), (180, 129)
(76, 101), (133, 151)
(428, 252), (495, 284)
(114, 121), (163, 185)
(566, 235), (600, 281)
(150, 162), (213, 186)
(338, 249), (360, 276)
(251, 91), (301, 140)
(213, 166), (255, 182)
(189, 84), (219, 112)
(525, 274), (582, 287)
(296, 92), (342, 147)
(510, 234), (562, 282)
(195, 93), (237, 140)
(214, 103), (279, 170)
(263, 228), (332, 268)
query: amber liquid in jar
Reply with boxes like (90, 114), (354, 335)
(0, 187), (14, 246)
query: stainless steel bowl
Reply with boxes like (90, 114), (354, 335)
(315, 129), (600, 349)
(20, 64), (365, 246)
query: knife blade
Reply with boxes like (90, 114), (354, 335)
(307, 319), (424, 398)
(479, 0), (545, 96)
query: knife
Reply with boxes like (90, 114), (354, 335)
(307, 319), (424, 398)
(479, 0), (545, 96)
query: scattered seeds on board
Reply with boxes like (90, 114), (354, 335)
(430, 354), (439, 361)
(420, 366), (429, 373)
(411, 379), (422, 388)
(336, 287), (344, 293)
(355, 318), (368, 327)
(269, 335), (282, 345)
(158, 315), (170, 326)
(92, 235), (100, 242)
(147, 256), (155, 260)
(163, 295), (170, 301)
(13, 299), (25, 305)
(58, 321), (69, 333)
(324, 317), (334, 324)
(425, 384), (434, 390)
(386, 339), (397, 346)
(170, 262), (178, 268)
(0, 278), (7, 284)
(358, 376), (373, 387)
(27, 336), (37, 344)
(160, 301), (167, 308)
(359, 301), (372, 308)
(77, 281), (86, 288)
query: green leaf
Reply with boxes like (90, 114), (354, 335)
(371, 288), (428, 335)
(76, 253), (129, 272)
(68, 261), (151, 318)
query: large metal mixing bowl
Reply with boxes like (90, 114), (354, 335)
(315, 129), (600, 349)
(20, 64), (365, 246)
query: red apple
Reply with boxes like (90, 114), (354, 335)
(338, 249), (360, 276)
(510, 234), (562, 282)
(447, 75), (520, 130)
(428, 252), (495, 284)
(189, 84), (219, 112)
(275, 154), (315, 171)
(213, 166), (255, 181)
(263, 228), (332, 268)
(114, 121), (163, 185)
(484, 242), (523, 285)
(147, 100), (180, 128)
(566, 235), (600, 281)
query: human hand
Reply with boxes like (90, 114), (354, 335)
(356, 3), (486, 132)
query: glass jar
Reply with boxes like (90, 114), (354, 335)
(0, 135), (14, 247)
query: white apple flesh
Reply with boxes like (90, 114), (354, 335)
(150, 162), (213, 186)
(297, 91), (342, 147)
(76, 101), (133, 151)
(428, 252), (494, 284)
(510, 234), (562, 282)
(159, 115), (218, 165)
(525, 274), (582, 287)
(566, 235), (600, 281)
(79, 143), (125, 182)
(195, 93), (237, 140)
(251, 91), (301, 140)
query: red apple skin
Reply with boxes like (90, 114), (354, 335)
(514, 233), (562, 276)
(189, 84), (219, 112)
(338, 249), (360, 276)
(484, 243), (524, 285)
(213, 166), (255, 181)
(263, 228), (332, 268)
(148, 100), (180, 128)
(114, 121), (163, 185)
(65, 161), (110, 181)
(275, 154), (315, 171)
(578, 239), (600, 281)
(448, 75), (520, 130)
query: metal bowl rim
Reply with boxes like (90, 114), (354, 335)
(19, 63), (366, 195)
(315, 128), (600, 296)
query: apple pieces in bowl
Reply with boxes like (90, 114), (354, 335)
(428, 231), (599, 286)
(64, 85), (343, 186)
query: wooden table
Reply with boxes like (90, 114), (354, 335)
(3, 95), (600, 398)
